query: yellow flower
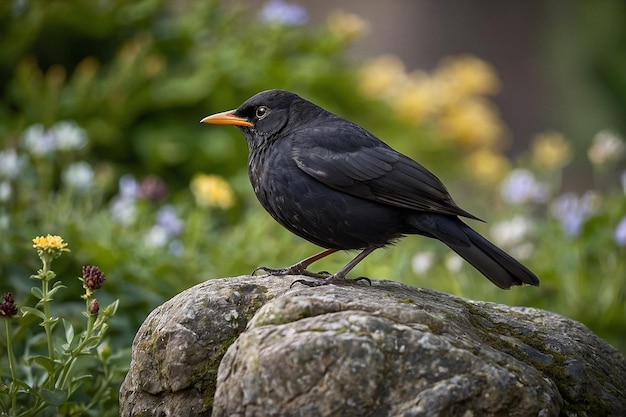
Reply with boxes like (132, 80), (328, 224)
(32, 234), (70, 259)
(531, 131), (572, 170)
(190, 174), (235, 209)
(438, 98), (503, 148)
(392, 71), (435, 124)
(359, 55), (407, 98)
(465, 150), (511, 184)
(434, 55), (500, 105)
(327, 11), (369, 41)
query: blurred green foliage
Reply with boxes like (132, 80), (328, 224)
(0, 0), (625, 415)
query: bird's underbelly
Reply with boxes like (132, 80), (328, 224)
(252, 166), (406, 250)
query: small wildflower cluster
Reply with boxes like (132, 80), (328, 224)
(32, 234), (71, 261)
(1, 236), (119, 415)
(0, 120), (95, 217)
(21, 121), (87, 157)
(108, 174), (188, 254)
(359, 54), (509, 184)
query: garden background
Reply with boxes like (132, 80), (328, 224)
(1, 0), (625, 415)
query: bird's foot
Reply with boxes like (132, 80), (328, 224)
(252, 265), (330, 279)
(290, 275), (371, 288)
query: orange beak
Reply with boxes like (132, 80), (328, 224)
(200, 110), (253, 127)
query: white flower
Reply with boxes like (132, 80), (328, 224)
(489, 216), (534, 247)
(62, 161), (94, 191)
(21, 124), (56, 156)
(500, 169), (548, 205)
(510, 243), (535, 260)
(411, 252), (435, 275)
(109, 196), (136, 225)
(144, 225), (170, 248)
(588, 129), (625, 165)
(52, 121), (88, 151)
(444, 254), (463, 273)
(0, 149), (21, 178)
(0, 181), (11, 202)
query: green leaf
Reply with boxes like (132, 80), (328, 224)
(47, 284), (66, 298)
(40, 388), (68, 407)
(70, 374), (93, 384)
(31, 355), (56, 374)
(52, 281), (66, 289)
(30, 286), (44, 299)
(82, 336), (101, 351)
(104, 299), (119, 315)
(21, 306), (46, 320)
(63, 319), (75, 345)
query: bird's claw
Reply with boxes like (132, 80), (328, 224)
(289, 275), (372, 288)
(252, 265), (330, 279)
(252, 266), (290, 276)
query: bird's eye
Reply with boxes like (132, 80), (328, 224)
(255, 106), (268, 119)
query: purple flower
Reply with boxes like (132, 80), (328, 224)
(110, 174), (139, 225)
(550, 192), (598, 237)
(119, 174), (139, 199)
(144, 205), (184, 253)
(82, 265), (106, 292)
(139, 175), (169, 201)
(156, 205), (184, 236)
(500, 169), (548, 205)
(258, 0), (308, 26)
(0, 292), (18, 318)
(615, 217), (626, 246)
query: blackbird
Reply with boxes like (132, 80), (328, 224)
(201, 89), (539, 289)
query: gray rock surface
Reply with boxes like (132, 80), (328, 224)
(120, 275), (626, 417)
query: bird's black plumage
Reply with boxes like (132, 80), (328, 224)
(201, 89), (539, 289)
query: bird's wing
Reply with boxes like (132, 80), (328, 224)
(291, 124), (480, 219)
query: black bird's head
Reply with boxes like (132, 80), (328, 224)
(201, 90), (325, 150)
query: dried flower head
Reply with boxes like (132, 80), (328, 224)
(88, 299), (100, 316)
(0, 292), (18, 318)
(82, 265), (105, 293)
(32, 234), (70, 259)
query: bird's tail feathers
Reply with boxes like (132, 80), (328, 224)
(409, 215), (540, 289)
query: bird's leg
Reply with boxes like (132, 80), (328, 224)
(252, 248), (339, 278)
(291, 247), (377, 287)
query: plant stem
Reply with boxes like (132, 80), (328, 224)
(5, 320), (18, 415)
(40, 258), (57, 390)
(56, 301), (97, 390)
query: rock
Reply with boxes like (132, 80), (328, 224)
(120, 275), (626, 417)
